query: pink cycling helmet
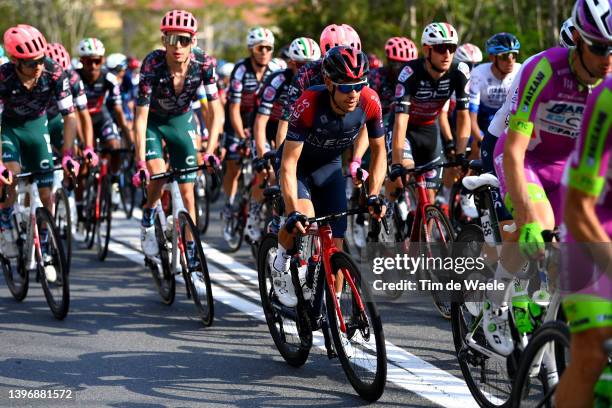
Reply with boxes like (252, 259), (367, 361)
(384, 37), (418, 62)
(160, 9), (198, 35)
(3, 24), (47, 59)
(319, 24), (361, 54)
(45, 43), (71, 70)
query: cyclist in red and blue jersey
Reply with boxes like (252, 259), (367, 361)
(271, 46), (387, 307)
(486, 0), (612, 356)
(0, 25), (79, 257)
(246, 37), (321, 242)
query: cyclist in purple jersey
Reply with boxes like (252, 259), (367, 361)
(221, 27), (276, 238)
(484, 0), (612, 356)
(557, 75), (612, 408)
(271, 46), (387, 307)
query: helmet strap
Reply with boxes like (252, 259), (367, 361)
(330, 85), (348, 115)
(576, 41), (597, 80)
(427, 49), (446, 73)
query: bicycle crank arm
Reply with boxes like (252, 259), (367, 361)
(465, 333), (507, 362)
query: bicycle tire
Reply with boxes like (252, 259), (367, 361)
(149, 214), (175, 305)
(96, 177), (112, 261)
(510, 321), (570, 408)
(178, 211), (214, 326)
(119, 170), (136, 220)
(2, 252), (29, 301)
(325, 251), (387, 402)
(225, 198), (246, 253)
(37, 207), (70, 320)
(54, 187), (72, 270)
(194, 176), (210, 235)
(83, 174), (97, 249)
(257, 233), (311, 367)
(421, 204), (455, 320)
(207, 172), (222, 203)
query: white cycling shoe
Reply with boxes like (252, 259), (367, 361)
(141, 225), (159, 257)
(483, 300), (514, 356)
(246, 216), (262, 242)
(0, 229), (18, 258)
(460, 194), (479, 219)
(271, 258), (298, 307)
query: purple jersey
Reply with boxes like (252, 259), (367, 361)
(281, 59), (324, 121)
(47, 68), (88, 118)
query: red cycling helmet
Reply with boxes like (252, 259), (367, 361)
(3, 24), (47, 59)
(319, 24), (361, 54)
(160, 9), (197, 35)
(45, 43), (71, 70)
(368, 53), (382, 69)
(127, 56), (140, 70)
(384, 37), (418, 62)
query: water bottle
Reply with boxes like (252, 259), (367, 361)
(397, 199), (409, 221)
(166, 215), (174, 239)
(594, 366), (612, 407)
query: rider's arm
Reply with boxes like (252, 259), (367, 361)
(77, 110), (94, 149)
(469, 111), (482, 142)
(455, 109), (471, 154)
(253, 114), (270, 158)
(503, 129), (536, 226)
(363, 87), (387, 195)
(468, 70), (483, 142)
(61, 113), (77, 156)
(113, 104), (134, 145)
(392, 65), (414, 165)
(280, 140), (303, 214)
(54, 69), (77, 156)
(352, 126), (369, 162)
(229, 102), (246, 139)
(134, 106), (149, 163)
(227, 65), (247, 140)
(392, 112), (409, 164)
(205, 98), (223, 155)
(275, 119), (288, 147)
(453, 62), (472, 154)
(438, 106), (453, 144)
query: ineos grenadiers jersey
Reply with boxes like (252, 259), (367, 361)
(469, 62), (521, 131)
(368, 67), (396, 120)
(47, 68), (88, 118)
(77, 66), (121, 116)
(286, 85), (384, 169)
(257, 68), (294, 121)
(0, 58), (74, 124)
(565, 77), (612, 212)
(281, 59), (324, 121)
(394, 59), (470, 126)
(507, 47), (591, 162)
(137, 48), (219, 117)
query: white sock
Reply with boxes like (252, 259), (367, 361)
(487, 263), (514, 307)
(273, 244), (290, 273)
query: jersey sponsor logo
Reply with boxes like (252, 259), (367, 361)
(263, 86), (276, 101)
(271, 74), (285, 88)
(521, 70), (546, 112)
(398, 66), (413, 82)
(231, 79), (243, 92)
(395, 84), (405, 98)
(586, 110), (608, 164)
(291, 98), (311, 120)
(62, 78), (70, 91)
(546, 103), (584, 116)
(309, 134), (356, 148)
(543, 101), (585, 136)
(234, 64), (247, 80)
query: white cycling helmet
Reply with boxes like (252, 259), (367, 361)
(218, 62), (234, 78)
(559, 18), (576, 48)
(288, 37), (321, 63)
(454, 43), (483, 63)
(269, 57), (287, 71)
(106, 53), (127, 72)
(78, 37), (105, 57)
(247, 27), (275, 48)
(421, 22), (459, 45)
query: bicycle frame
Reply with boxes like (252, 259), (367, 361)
(15, 177), (47, 271)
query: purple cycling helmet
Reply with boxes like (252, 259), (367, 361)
(572, 0), (612, 43)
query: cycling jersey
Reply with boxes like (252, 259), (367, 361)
(493, 47), (592, 219)
(368, 66), (396, 120)
(561, 77), (612, 333)
(281, 59), (324, 121)
(78, 66), (121, 115)
(394, 59), (470, 126)
(469, 62), (521, 132)
(137, 48), (219, 117)
(257, 68), (294, 121)
(47, 68), (88, 151)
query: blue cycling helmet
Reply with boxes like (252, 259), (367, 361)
(485, 33), (520, 55)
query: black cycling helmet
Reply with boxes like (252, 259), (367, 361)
(485, 32), (521, 55)
(278, 44), (290, 60)
(322, 45), (369, 82)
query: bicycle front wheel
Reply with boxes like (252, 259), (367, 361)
(194, 175), (210, 235)
(325, 251), (387, 402)
(149, 215), (175, 305)
(54, 187), (72, 270)
(36, 207), (69, 320)
(178, 211), (214, 326)
(83, 174), (97, 249)
(96, 178), (112, 261)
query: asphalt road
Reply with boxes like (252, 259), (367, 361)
(0, 200), (488, 407)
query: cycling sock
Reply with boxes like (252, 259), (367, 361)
(141, 208), (155, 228)
(273, 244), (290, 273)
(228, 195), (236, 206)
(0, 207), (14, 229)
(487, 263), (514, 306)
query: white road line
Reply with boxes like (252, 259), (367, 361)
(108, 212), (478, 407)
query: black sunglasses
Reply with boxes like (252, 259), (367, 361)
(587, 40), (612, 57)
(83, 58), (103, 66)
(20, 57), (45, 69)
(164, 34), (193, 47)
(431, 44), (457, 55)
(254, 45), (273, 53)
(496, 52), (518, 62)
(332, 80), (367, 93)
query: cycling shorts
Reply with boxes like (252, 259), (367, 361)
(1, 115), (54, 187)
(145, 111), (198, 184)
(480, 130), (512, 222)
(493, 132), (565, 221)
(403, 121), (445, 189)
(92, 111), (120, 144)
(47, 113), (64, 152)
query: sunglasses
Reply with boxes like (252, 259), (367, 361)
(20, 57), (45, 69)
(254, 45), (273, 53)
(431, 44), (457, 55)
(332, 80), (368, 93)
(497, 52), (518, 61)
(164, 34), (193, 47)
(83, 58), (103, 66)
(586, 41), (612, 57)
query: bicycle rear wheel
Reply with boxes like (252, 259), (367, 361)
(149, 215), (175, 305)
(325, 251), (387, 402)
(83, 174), (97, 249)
(510, 321), (570, 408)
(194, 175), (210, 235)
(257, 233), (311, 367)
(2, 253), (29, 301)
(54, 187), (72, 270)
(96, 178), (112, 261)
(119, 169), (136, 219)
(37, 207), (69, 320)
(225, 199), (246, 252)
(178, 211), (214, 326)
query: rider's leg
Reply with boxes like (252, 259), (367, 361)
(223, 160), (241, 204)
(105, 137), (122, 174)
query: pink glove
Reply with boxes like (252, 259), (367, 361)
(132, 161), (149, 188)
(228, 143), (239, 153)
(83, 147), (99, 167)
(349, 158), (368, 182)
(0, 163), (12, 185)
(62, 155), (80, 176)
(203, 153), (220, 168)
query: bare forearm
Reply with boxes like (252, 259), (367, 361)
(470, 111), (482, 141)
(78, 110), (94, 148)
(504, 144), (533, 225)
(368, 140), (386, 196)
(229, 103), (245, 139)
(392, 113), (408, 164)
(253, 114), (270, 157)
(134, 107), (149, 162)
(276, 120), (288, 147)
(206, 100), (223, 154)
(455, 111), (470, 154)
(62, 114), (77, 154)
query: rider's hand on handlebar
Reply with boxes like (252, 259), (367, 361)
(349, 158), (368, 186)
(132, 160), (150, 188)
(62, 154), (80, 176)
(284, 211), (308, 236)
(519, 222), (546, 260)
(444, 139), (456, 160)
(0, 163), (13, 185)
(367, 194), (387, 221)
(83, 146), (99, 167)
(203, 153), (220, 173)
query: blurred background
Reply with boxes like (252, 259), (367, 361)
(0, 0), (575, 62)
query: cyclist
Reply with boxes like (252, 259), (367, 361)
(271, 46), (387, 307)
(221, 27), (275, 241)
(248, 37), (321, 242)
(390, 22), (471, 205)
(454, 43), (483, 70)
(44, 43), (95, 159)
(557, 76), (612, 408)
(216, 61), (234, 107)
(121, 56), (140, 126)
(0, 24), (79, 257)
(105, 53), (130, 136)
(487, 0), (611, 355)
(133, 9), (223, 261)
(368, 53), (382, 69)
